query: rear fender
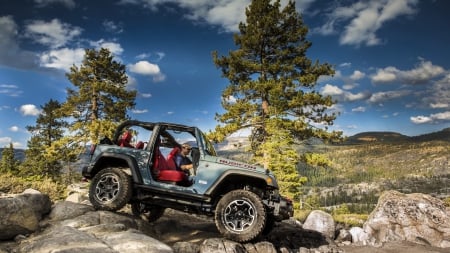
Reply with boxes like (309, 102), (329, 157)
(90, 152), (143, 184)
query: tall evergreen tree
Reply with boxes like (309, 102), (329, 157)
(211, 0), (341, 198)
(20, 99), (68, 179)
(0, 143), (20, 174)
(62, 48), (136, 145)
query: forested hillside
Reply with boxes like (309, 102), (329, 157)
(218, 128), (450, 221)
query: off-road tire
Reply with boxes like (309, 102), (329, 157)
(89, 167), (132, 211)
(131, 202), (165, 222)
(214, 189), (266, 243)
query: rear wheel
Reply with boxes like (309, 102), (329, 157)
(131, 202), (165, 222)
(214, 189), (266, 243)
(89, 167), (132, 211)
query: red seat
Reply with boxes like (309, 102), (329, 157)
(166, 147), (180, 170)
(158, 170), (188, 182)
(118, 131), (134, 148)
(135, 141), (145, 149)
(153, 147), (188, 183)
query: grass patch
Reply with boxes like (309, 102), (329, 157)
(333, 213), (368, 228)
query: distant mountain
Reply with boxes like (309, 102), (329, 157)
(0, 148), (25, 162)
(345, 127), (450, 144)
(411, 127), (450, 142)
(345, 131), (410, 144)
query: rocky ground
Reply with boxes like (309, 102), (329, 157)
(149, 209), (449, 253)
(1, 206), (448, 253)
(2, 188), (449, 253)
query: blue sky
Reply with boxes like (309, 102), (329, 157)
(1, 0), (449, 148)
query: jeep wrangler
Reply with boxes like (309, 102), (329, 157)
(82, 120), (293, 242)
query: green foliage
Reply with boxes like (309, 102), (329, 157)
(63, 48), (136, 144)
(333, 213), (368, 227)
(211, 0), (340, 198)
(302, 153), (331, 167)
(444, 197), (450, 207)
(0, 143), (20, 174)
(0, 173), (66, 201)
(20, 99), (70, 180)
(333, 203), (350, 215)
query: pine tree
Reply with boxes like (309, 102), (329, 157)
(0, 143), (20, 174)
(210, 0), (341, 199)
(62, 48), (136, 145)
(20, 99), (69, 179)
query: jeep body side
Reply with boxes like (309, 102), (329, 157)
(82, 120), (293, 242)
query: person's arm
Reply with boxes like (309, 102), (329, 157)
(179, 157), (193, 170)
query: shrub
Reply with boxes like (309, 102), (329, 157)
(0, 173), (66, 201)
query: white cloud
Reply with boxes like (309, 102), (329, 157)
(103, 20), (124, 34)
(140, 93), (152, 98)
(39, 48), (85, 72)
(316, 0), (418, 47)
(224, 95), (237, 104)
(118, 0), (313, 33)
(9, 126), (19, 132)
(132, 109), (148, 114)
(350, 70), (365, 80)
(0, 137), (12, 147)
(34, 0), (76, 8)
(430, 103), (448, 109)
(321, 84), (368, 102)
(410, 115), (432, 124)
(371, 60), (445, 85)
(339, 62), (352, 68)
(321, 84), (343, 96)
(371, 66), (398, 83)
(128, 60), (166, 82)
(129, 61), (160, 75)
(25, 19), (82, 49)
(420, 74), (450, 110)
(135, 52), (165, 62)
(401, 60), (445, 84)
(352, 106), (366, 112)
(0, 16), (39, 69)
(19, 104), (41, 116)
(0, 84), (22, 97)
(410, 111), (450, 124)
(90, 40), (124, 56)
(368, 90), (411, 103)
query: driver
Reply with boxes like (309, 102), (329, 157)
(175, 143), (194, 176)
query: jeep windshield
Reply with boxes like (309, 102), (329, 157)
(197, 129), (217, 157)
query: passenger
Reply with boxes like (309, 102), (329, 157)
(175, 143), (194, 176)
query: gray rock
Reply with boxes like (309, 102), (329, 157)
(200, 238), (246, 253)
(349, 227), (369, 244)
(364, 190), (450, 248)
(18, 225), (115, 253)
(98, 229), (173, 253)
(48, 201), (95, 221)
(0, 189), (51, 240)
(302, 210), (336, 240)
(172, 241), (200, 253)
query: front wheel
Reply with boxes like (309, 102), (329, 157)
(214, 189), (266, 243)
(89, 167), (132, 211)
